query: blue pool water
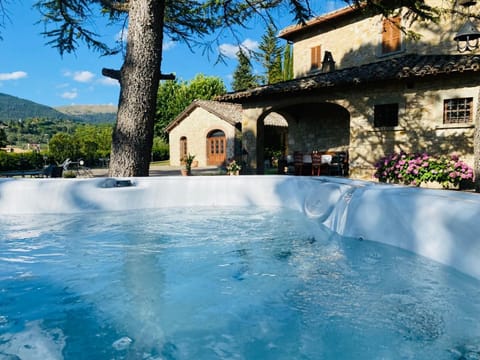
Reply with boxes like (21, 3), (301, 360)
(0, 207), (480, 359)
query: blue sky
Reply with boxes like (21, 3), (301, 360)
(0, 1), (341, 108)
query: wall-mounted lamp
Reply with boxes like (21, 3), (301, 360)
(454, 0), (480, 52)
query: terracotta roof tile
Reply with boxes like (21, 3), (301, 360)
(218, 54), (480, 102)
(194, 100), (242, 123)
(165, 99), (242, 132)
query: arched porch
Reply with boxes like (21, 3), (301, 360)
(245, 102), (351, 174)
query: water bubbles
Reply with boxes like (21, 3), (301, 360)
(112, 336), (133, 351)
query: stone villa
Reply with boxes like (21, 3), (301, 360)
(168, 0), (480, 178)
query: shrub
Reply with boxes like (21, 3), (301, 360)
(0, 151), (44, 171)
(374, 152), (474, 188)
(63, 170), (77, 178)
(151, 137), (169, 161)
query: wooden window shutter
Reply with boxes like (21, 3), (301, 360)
(310, 45), (321, 70)
(382, 17), (401, 54)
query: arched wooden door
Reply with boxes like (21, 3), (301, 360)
(207, 130), (226, 165)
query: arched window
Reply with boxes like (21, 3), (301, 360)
(180, 136), (187, 162)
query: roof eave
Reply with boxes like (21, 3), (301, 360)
(278, 4), (363, 41)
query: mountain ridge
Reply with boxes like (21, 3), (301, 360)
(0, 93), (116, 123)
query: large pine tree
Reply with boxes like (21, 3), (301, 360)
(232, 49), (260, 92)
(257, 23), (284, 85)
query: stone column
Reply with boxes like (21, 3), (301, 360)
(241, 108), (265, 174)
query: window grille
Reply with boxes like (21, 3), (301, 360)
(443, 97), (473, 124)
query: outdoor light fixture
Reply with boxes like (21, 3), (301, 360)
(454, 0), (480, 52)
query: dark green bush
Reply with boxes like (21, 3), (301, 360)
(151, 137), (169, 161)
(0, 151), (44, 171)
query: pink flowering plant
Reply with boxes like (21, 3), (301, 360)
(226, 159), (241, 174)
(374, 152), (474, 188)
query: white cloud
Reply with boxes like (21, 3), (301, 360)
(73, 71), (95, 83)
(56, 82), (70, 89)
(61, 90), (78, 100)
(98, 77), (119, 86)
(219, 38), (259, 59)
(163, 40), (176, 51)
(115, 29), (128, 43)
(0, 71), (28, 81)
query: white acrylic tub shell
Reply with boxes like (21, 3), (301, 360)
(0, 176), (479, 280)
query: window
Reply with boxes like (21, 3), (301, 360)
(382, 17), (401, 54)
(310, 45), (321, 70)
(374, 103), (399, 127)
(180, 136), (187, 161)
(443, 97), (473, 124)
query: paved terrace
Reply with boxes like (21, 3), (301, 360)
(90, 164), (222, 177)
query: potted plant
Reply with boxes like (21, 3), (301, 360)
(181, 154), (195, 176)
(226, 159), (241, 175)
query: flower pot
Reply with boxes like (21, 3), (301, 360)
(419, 182), (458, 190)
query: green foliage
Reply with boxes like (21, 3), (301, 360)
(235, 24), (293, 88)
(257, 23), (284, 85)
(182, 153), (196, 174)
(151, 137), (169, 161)
(74, 124), (113, 161)
(188, 74), (226, 100)
(62, 170), (77, 178)
(4, 117), (77, 147)
(283, 43), (294, 81)
(0, 151), (44, 171)
(155, 74), (226, 141)
(0, 128), (7, 148)
(232, 49), (260, 91)
(47, 124), (113, 165)
(226, 159), (241, 174)
(0, 93), (70, 122)
(32, 0), (318, 57)
(48, 132), (81, 163)
(374, 152), (474, 188)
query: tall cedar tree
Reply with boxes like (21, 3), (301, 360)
(0, 1), (442, 176)
(232, 49), (260, 91)
(283, 43), (294, 81)
(257, 23), (284, 85)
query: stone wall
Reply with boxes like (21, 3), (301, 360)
(347, 76), (478, 179)
(241, 75), (479, 179)
(290, 0), (470, 78)
(168, 107), (236, 167)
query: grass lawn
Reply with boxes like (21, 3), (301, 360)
(150, 160), (170, 166)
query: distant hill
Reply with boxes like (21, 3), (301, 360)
(0, 93), (71, 122)
(0, 93), (117, 124)
(55, 105), (117, 124)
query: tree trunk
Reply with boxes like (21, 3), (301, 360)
(108, 0), (165, 177)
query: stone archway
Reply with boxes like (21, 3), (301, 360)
(253, 102), (350, 174)
(259, 112), (289, 173)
